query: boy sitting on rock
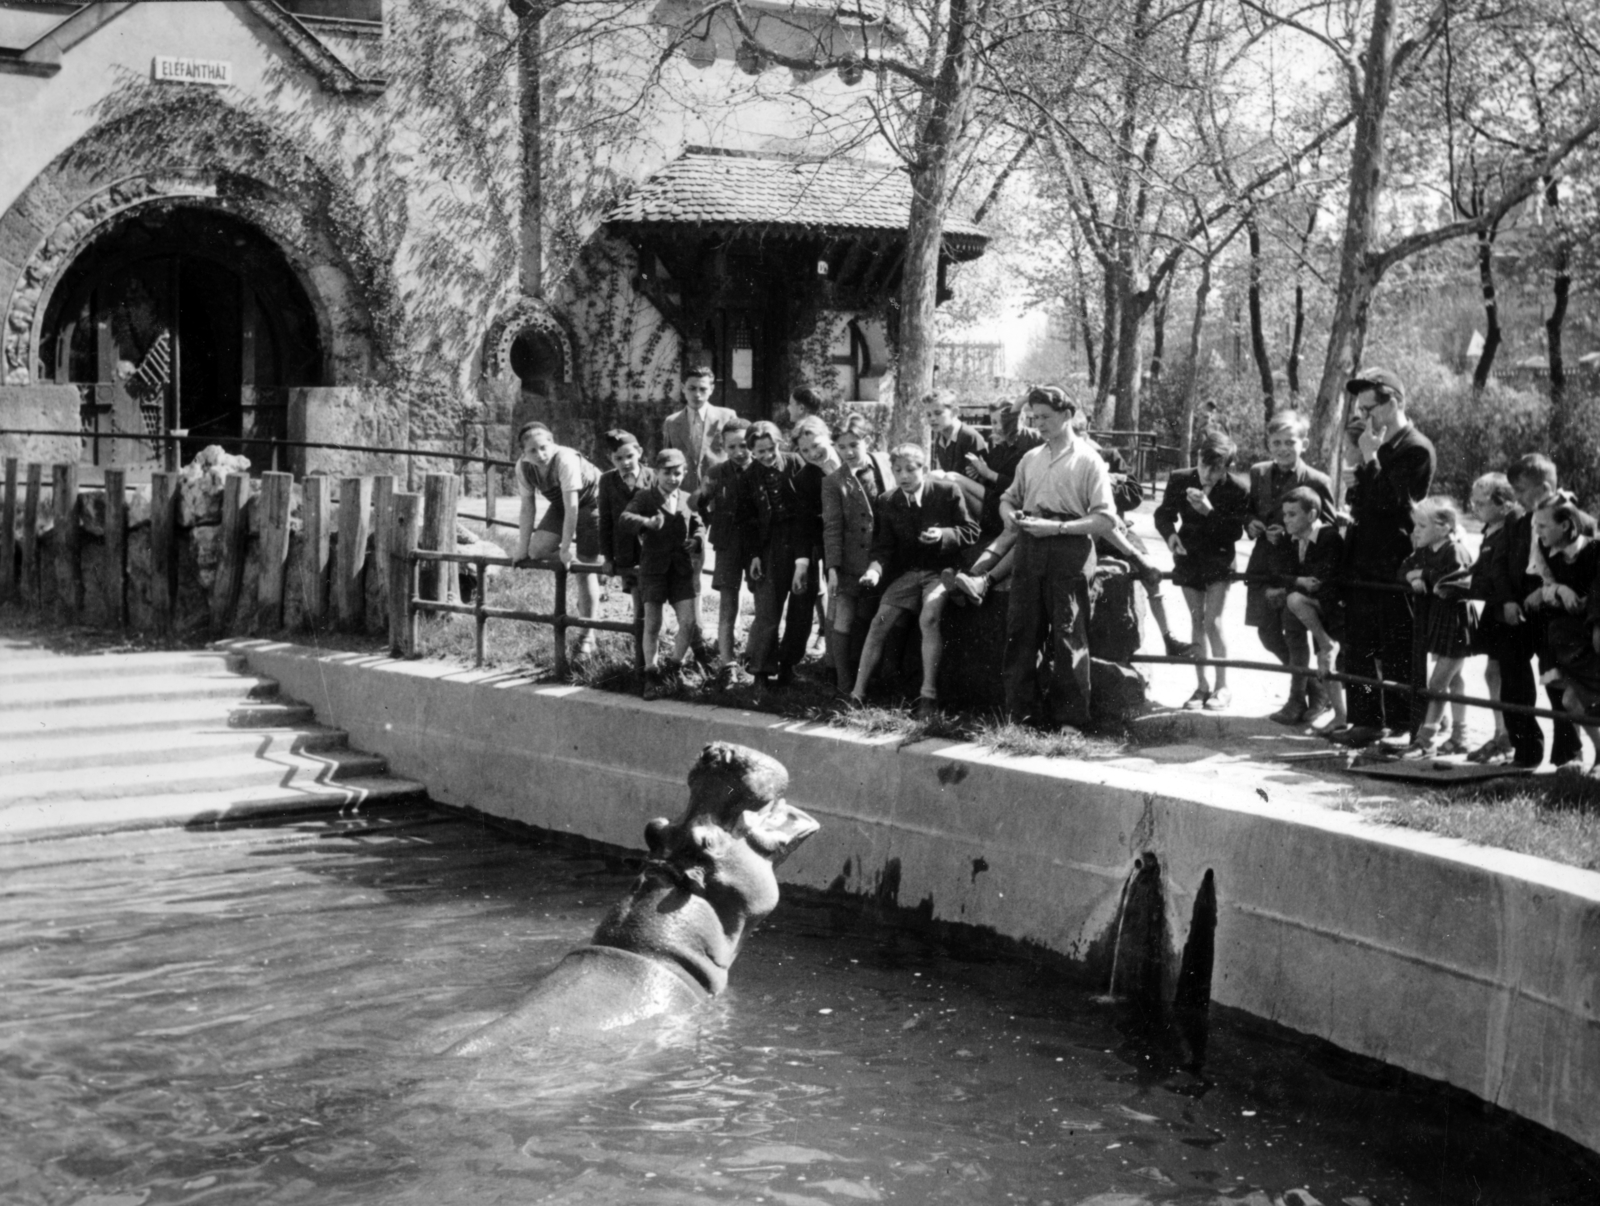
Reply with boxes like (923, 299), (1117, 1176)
(847, 443), (978, 719)
(621, 449), (707, 700)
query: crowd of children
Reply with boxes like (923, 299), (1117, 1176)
(515, 362), (1600, 767)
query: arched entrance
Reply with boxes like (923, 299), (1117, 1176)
(39, 206), (323, 470)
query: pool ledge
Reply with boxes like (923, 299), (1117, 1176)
(224, 639), (1600, 1158)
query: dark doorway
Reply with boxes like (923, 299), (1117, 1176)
(41, 206), (322, 472)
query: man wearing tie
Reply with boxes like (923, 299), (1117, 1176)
(663, 364), (737, 630)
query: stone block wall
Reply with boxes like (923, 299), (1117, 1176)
(0, 385), (80, 465)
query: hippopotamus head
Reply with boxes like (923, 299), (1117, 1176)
(592, 742), (818, 994)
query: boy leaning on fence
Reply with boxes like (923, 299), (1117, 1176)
(619, 449), (707, 701)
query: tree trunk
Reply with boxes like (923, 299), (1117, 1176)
(1095, 268), (1119, 418)
(1285, 205), (1316, 397)
(1545, 177), (1572, 442)
(513, 0), (542, 296)
(1112, 280), (1150, 431)
(888, 0), (973, 445)
(1310, 0), (1400, 467)
(1245, 211), (1274, 420)
(1181, 259), (1213, 464)
(1077, 289), (1098, 387)
(1470, 221), (1501, 392)
(1150, 269), (1174, 386)
(1287, 284), (1306, 396)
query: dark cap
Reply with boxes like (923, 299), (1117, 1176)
(1345, 366), (1405, 401)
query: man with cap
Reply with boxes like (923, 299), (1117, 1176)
(1327, 366), (1436, 746)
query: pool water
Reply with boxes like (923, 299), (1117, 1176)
(1, 807), (1593, 1206)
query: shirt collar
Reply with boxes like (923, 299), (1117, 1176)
(1555, 534), (1590, 562)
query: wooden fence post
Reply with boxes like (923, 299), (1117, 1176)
(420, 472), (459, 604)
(210, 473), (248, 634)
(149, 471), (178, 635)
(0, 457), (16, 601)
(301, 475), (332, 628)
(51, 464), (81, 617)
(255, 471), (293, 631)
(388, 490), (420, 657)
(336, 475), (373, 631)
(21, 464), (41, 607)
(104, 469), (127, 626)
(371, 474), (395, 592)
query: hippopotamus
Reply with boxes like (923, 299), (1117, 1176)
(445, 742), (818, 1055)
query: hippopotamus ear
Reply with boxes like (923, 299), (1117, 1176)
(741, 798), (820, 864)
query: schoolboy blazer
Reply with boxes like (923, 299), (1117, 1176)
(597, 466), (654, 571)
(821, 453), (894, 580)
(868, 478), (979, 579)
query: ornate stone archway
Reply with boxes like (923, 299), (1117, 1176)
(1, 95), (386, 390)
(2, 168), (371, 389)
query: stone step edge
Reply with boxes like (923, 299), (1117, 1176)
(0, 777), (429, 842)
(0, 700), (317, 738)
(0, 675), (282, 711)
(0, 651), (248, 682)
(0, 725), (352, 773)
(0, 749), (391, 807)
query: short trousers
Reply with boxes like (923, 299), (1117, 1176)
(640, 557), (698, 606)
(1171, 557), (1235, 592)
(534, 501), (601, 560)
(880, 567), (948, 614)
(711, 542), (744, 592)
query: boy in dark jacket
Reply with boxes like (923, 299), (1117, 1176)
(847, 443), (979, 719)
(1282, 486), (1347, 731)
(699, 416), (754, 688)
(620, 449), (706, 700)
(597, 429), (653, 581)
(737, 421), (822, 689)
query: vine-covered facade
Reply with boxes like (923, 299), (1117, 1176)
(0, 0), (985, 474)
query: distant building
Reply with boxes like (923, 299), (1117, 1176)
(0, 0), (986, 478)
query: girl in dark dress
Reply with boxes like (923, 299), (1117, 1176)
(1154, 431), (1250, 710)
(1395, 497), (1474, 757)
(1442, 474), (1522, 762)
(1525, 497), (1600, 770)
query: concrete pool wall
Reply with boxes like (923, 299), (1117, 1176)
(228, 640), (1600, 1157)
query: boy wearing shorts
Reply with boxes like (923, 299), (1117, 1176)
(848, 443), (978, 719)
(621, 449), (706, 700)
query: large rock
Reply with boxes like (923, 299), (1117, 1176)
(178, 445), (251, 527)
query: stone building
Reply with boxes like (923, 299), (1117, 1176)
(0, 0), (986, 479)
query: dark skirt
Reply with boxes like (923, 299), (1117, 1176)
(1172, 552), (1236, 592)
(1416, 594), (1476, 659)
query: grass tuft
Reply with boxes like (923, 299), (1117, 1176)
(1364, 771), (1600, 871)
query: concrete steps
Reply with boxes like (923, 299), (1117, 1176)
(0, 644), (426, 838)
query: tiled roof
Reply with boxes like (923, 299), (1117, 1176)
(606, 148), (987, 255)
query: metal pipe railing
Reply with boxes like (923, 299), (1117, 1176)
(406, 549), (644, 677)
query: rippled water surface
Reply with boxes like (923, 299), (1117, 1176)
(1, 808), (1592, 1206)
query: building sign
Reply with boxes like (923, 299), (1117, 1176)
(152, 57), (232, 87)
